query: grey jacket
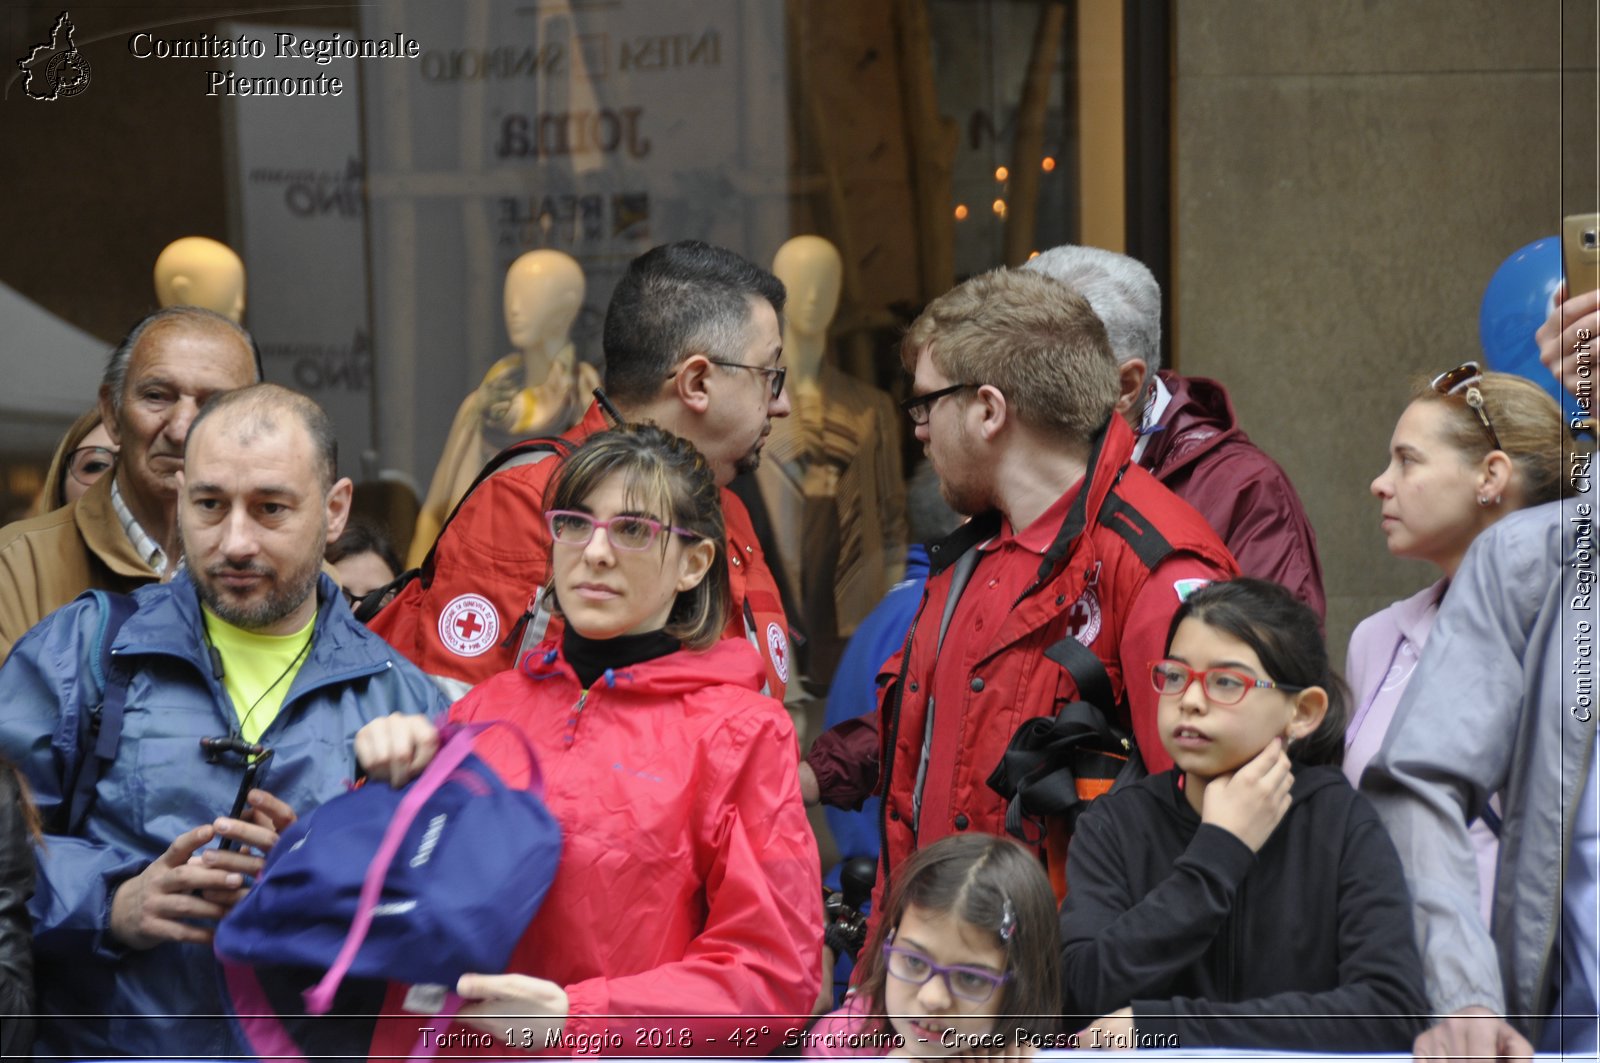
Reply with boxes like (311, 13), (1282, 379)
(1361, 495), (1596, 1040)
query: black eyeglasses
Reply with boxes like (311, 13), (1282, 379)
(707, 359), (787, 400)
(341, 586), (385, 612)
(67, 445), (117, 487)
(899, 382), (980, 425)
(1430, 361), (1503, 452)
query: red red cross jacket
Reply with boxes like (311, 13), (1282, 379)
(370, 403), (792, 700)
(880, 416), (1236, 896)
(808, 415), (1237, 911)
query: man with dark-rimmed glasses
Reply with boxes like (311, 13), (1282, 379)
(368, 240), (795, 703)
(804, 267), (1237, 916)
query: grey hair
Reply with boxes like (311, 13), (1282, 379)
(1024, 245), (1162, 373)
(102, 306), (256, 416)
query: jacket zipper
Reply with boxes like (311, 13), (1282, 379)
(559, 688), (593, 750)
(1530, 725), (1599, 1027)
(878, 587), (929, 886)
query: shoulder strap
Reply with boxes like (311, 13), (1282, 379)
(420, 435), (573, 588)
(359, 436), (574, 624)
(1043, 631), (1115, 715)
(1096, 490), (1176, 571)
(67, 590), (138, 835)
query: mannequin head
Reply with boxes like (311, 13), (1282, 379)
(772, 235), (842, 339)
(154, 237), (246, 323)
(505, 250), (586, 352)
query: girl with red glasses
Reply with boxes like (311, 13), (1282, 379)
(1060, 578), (1428, 1051)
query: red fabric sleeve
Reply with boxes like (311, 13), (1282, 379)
(369, 461), (558, 686)
(1118, 555), (1235, 775)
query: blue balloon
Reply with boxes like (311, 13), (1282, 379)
(1478, 236), (1582, 421)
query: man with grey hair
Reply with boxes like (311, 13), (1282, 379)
(0, 306), (259, 660)
(1025, 246), (1325, 619)
(0, 383), (448, 1057)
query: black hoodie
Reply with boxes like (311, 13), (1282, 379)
(1059, 765), (1429, 1050)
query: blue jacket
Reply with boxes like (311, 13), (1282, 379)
(0, 572), (449, 1058)
(821, 544), (929, 870)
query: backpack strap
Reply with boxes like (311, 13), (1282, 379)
(419, 436), (573, 589)
(223, 958), (463, 1063)
(357, 436), (574, 624)
(66, 590), (138, 836)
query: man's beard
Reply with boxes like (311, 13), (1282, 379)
(185, 529), (324, 631)
(733, 448), (764, 476)
(733, 422), (772, 476)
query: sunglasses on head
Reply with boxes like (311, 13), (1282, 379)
(1429, 361), (1502, 452)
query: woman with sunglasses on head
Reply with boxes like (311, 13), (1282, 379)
(1059, 578), (1427, 1051)
(26, 408), (116, 517)
(1347, 364), (1569, 914)
(356, 423), (820, 1058)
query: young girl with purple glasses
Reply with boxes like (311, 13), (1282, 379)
(805, 833), (1061, 1059)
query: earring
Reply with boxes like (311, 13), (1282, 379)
(1477, 496), (1490, 507)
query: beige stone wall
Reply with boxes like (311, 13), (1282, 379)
(1173, 0), (1597, 661)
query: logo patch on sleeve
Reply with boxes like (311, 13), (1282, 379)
(438, 594), (500, 657)
(766, 621), (789, 683)
(1173, 578), (1210, 603)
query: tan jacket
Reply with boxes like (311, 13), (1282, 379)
(0, 474), (158, 662)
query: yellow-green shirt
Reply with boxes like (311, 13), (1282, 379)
(201, 605), (315, 744)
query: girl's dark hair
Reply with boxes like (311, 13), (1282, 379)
(852, 834), (1062, 1050)
(544, 423), (729, 649)
(1165, 578), (1349, 768)
(326, 519), (402, 578)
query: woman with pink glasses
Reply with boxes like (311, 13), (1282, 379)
(356, 423), (820, 1058)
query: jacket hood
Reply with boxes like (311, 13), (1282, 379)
(520, 634), (767, 698)
(1141, 371), (1248, 476)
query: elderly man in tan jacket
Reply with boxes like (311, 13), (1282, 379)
(0, 306), (257, 661)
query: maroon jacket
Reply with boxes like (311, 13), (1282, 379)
(1141, 371), (1325, 620)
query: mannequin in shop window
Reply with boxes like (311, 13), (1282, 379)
(756, 235), (905, 688)
(408, 249), (600, 568)
(154, 237), (246, 324)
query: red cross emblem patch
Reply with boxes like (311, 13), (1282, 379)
(439, 593), (499, 657)
(1064, 588), (1102, 646)
(766, 622), (789, 684)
